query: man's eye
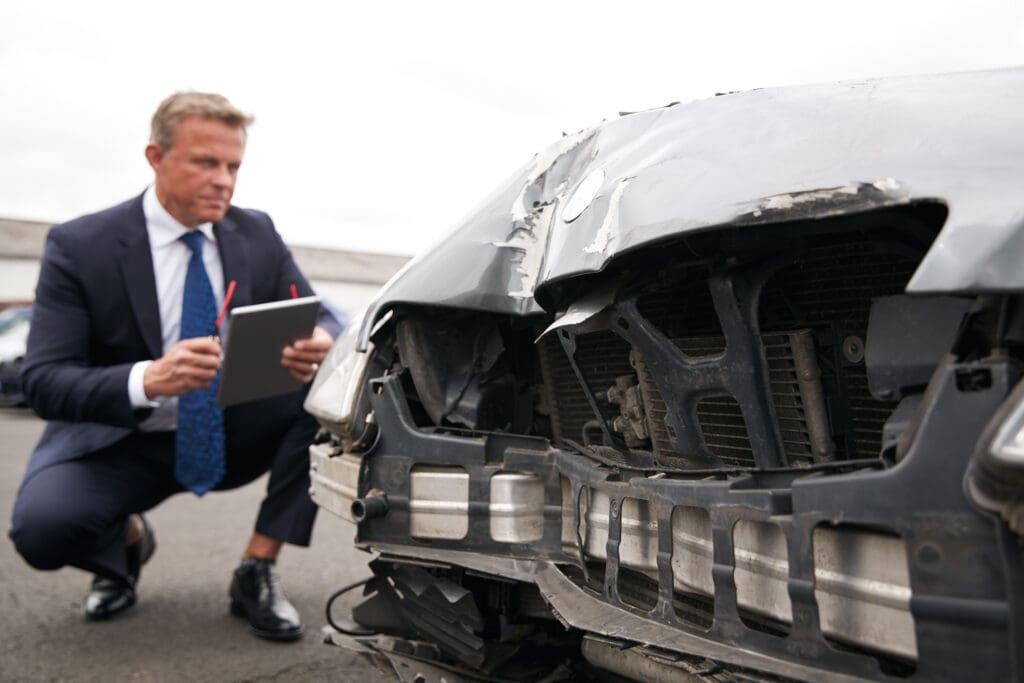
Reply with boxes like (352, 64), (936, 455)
(195, 158), (217, 168)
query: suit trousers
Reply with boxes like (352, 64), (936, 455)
(9, 390), (319, 584)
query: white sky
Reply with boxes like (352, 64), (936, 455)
(1, 1), (1022, 256)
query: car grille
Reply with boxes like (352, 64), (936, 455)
(539, 234), (921, 469)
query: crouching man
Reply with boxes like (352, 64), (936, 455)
(8, 91), (341, 641)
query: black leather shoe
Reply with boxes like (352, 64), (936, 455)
(229, 558), (304, 641)
(83, 576), (136, 620)
(83, 514), (156, 621)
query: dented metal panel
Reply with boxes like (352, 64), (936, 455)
(357, 69), (1024, 350)
(309, 444), (363, 524)
(409, 465), (470, 540)
(489, 472), (545, 543)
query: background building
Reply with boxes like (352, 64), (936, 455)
(0, 217), (408, 315)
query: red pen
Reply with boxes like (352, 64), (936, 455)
(214, 279), (237, 333)
(290, 284), (298, 299)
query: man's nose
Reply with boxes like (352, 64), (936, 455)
(211, 164), (235, 189)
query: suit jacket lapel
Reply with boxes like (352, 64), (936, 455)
(116, 195), (163, 358)
(214, 214), (252, 311)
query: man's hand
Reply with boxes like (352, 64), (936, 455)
(144, 337), (222, 399)
(281, 326), (333, 383)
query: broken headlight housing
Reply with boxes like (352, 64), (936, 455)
(304, 309), (372, 437)
(967, 378), (1024, 533)
(988, 393), (1024, 466)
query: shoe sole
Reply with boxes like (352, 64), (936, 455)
(230, 600), (304, 642)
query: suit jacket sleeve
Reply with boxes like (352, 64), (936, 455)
(20, 225), (142, 427)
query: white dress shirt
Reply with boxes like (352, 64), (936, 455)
(128, 186), (226, 430)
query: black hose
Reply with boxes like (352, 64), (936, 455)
(324, 577), (375, 636)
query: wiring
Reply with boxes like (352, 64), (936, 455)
(324, 577), (375, 636)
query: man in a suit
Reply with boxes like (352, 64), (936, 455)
(8, 92), (342, 642)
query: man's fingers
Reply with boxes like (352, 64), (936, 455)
(283, 327), (332, 366)
(281, 356), (319, 384)
(182, 348), (222, 369)
(144, 338), (224, 397)
(291, 326), (333, 352)
(280, 357), (318, 372)
(171, 338), (222, 371)
(278, 326), (333, 384)
(281, 347), (321, 364)
(177, 336), (222, 353)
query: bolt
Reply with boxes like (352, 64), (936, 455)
(842, 335), (865, 363)
(916, 542), (942, 568)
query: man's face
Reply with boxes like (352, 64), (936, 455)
(145, 116), (245, 227)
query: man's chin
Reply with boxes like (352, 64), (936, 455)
(197, 205), (230, 224)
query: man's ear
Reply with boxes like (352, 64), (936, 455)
(144, 142), (164, 171)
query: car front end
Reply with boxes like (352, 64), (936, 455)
(306, 69), (1024, 682)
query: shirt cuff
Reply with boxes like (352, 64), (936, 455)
(128, 361), (161, 408)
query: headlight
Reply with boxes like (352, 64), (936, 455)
(965, 378), (1024, 535)
(989, 397), (1024, 465)
(304, 310), (373, 436)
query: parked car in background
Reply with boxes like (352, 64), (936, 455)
(0, 306), (31, 406)
(304, 69), (1024, 682)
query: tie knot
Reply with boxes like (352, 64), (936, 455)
(181, 230), (205, 254)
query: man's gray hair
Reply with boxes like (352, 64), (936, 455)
(150, 91), (254, 149)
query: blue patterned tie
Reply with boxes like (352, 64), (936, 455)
(175, 230), (225, 495)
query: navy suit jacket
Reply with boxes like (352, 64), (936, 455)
(19, 193), (341, 483)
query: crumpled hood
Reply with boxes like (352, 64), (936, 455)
(359, 68), (1024, 348)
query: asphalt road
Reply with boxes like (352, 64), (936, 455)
(0, 408), (393, 682)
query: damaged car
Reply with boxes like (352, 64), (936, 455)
(304, 68), (1024, 682)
